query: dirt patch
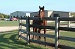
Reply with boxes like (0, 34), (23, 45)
(0, 26), (18, 32)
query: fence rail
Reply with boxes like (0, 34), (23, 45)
(19, 17), (75, 21)
(18, 16), (75, 49)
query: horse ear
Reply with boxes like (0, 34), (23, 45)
(39, 6), (40, 8)
(43, 6), (44, 9)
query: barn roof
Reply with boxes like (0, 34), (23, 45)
(19, 11), (33, 13)
(10, 11), (33, 14)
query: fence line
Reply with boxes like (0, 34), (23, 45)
(18, 16), (75, 49)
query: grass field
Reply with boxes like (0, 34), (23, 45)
(0, 21), (19, 26)
(0, 30), (49, 49)
(0, 30), (75, 49)
(0, 20), (75, 27)
(0, 20), (69, 26)
(46, 31), (75, 49)
(47, 21), (68, 26)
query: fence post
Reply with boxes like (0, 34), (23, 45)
(58, 15), (60, 40)
(68, 21), (70, 27)
(18, 17), (20, 40)
(58, 20), (60, 40)
(26, 16), (30, 44)
(18, 16), (22, 40)
(54, 14), (59, 49)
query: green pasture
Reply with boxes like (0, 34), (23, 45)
(0, 20), (69, 26)
(0, 21), (19, 26)
(46, 31), (75, 48)
(47, 21), (68, 26)
(0, 30), (75, 49)
(0, 30), (48, 49)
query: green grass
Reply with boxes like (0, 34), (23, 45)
(0, 20), (75, 48)
(0, 20), (68, 26)
(47, 21), (68, 26)
(0, 30), (49, 49)
(0, 30), (75, 49)
(0, 21), (19, 26)
(0, 20), (75, 27)
(59, 31), (75, 47)
(46, 31), (75, 49)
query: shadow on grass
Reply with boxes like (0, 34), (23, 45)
(0, 32), (47, 49)
(44, 34), (75, 42)
(9, 34), (46, 49)
(58, 45), (75, 49)
(0, 31), (75, 49)
(0, 33), (25, 49)
(59, 36), (75, 42)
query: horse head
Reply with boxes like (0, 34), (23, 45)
(39, 6), (45, 19)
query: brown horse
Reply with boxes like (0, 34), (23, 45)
(38, 6), (47, 40)
(33, 6), (47, 41)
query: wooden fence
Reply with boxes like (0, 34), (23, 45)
(18, 15), (75, 49)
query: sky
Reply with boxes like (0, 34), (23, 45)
(0, 0), (75, 15)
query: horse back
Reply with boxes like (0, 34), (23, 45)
(33, 16), (43, 25)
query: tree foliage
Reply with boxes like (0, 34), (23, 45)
(70, 12), (75, 17)
(0, 13), (9, 18)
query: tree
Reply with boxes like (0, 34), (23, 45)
(0, 13), (10, 18)
(0, 15), (4, 18)
(70, 12), (75, 17)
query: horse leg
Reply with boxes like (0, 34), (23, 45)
(33, 28), (37, 39)
(44, 29), (46, 41)
(43, 29), (46, 46)
(38, 29), (41, 40)
(33, 27), (35, 39)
